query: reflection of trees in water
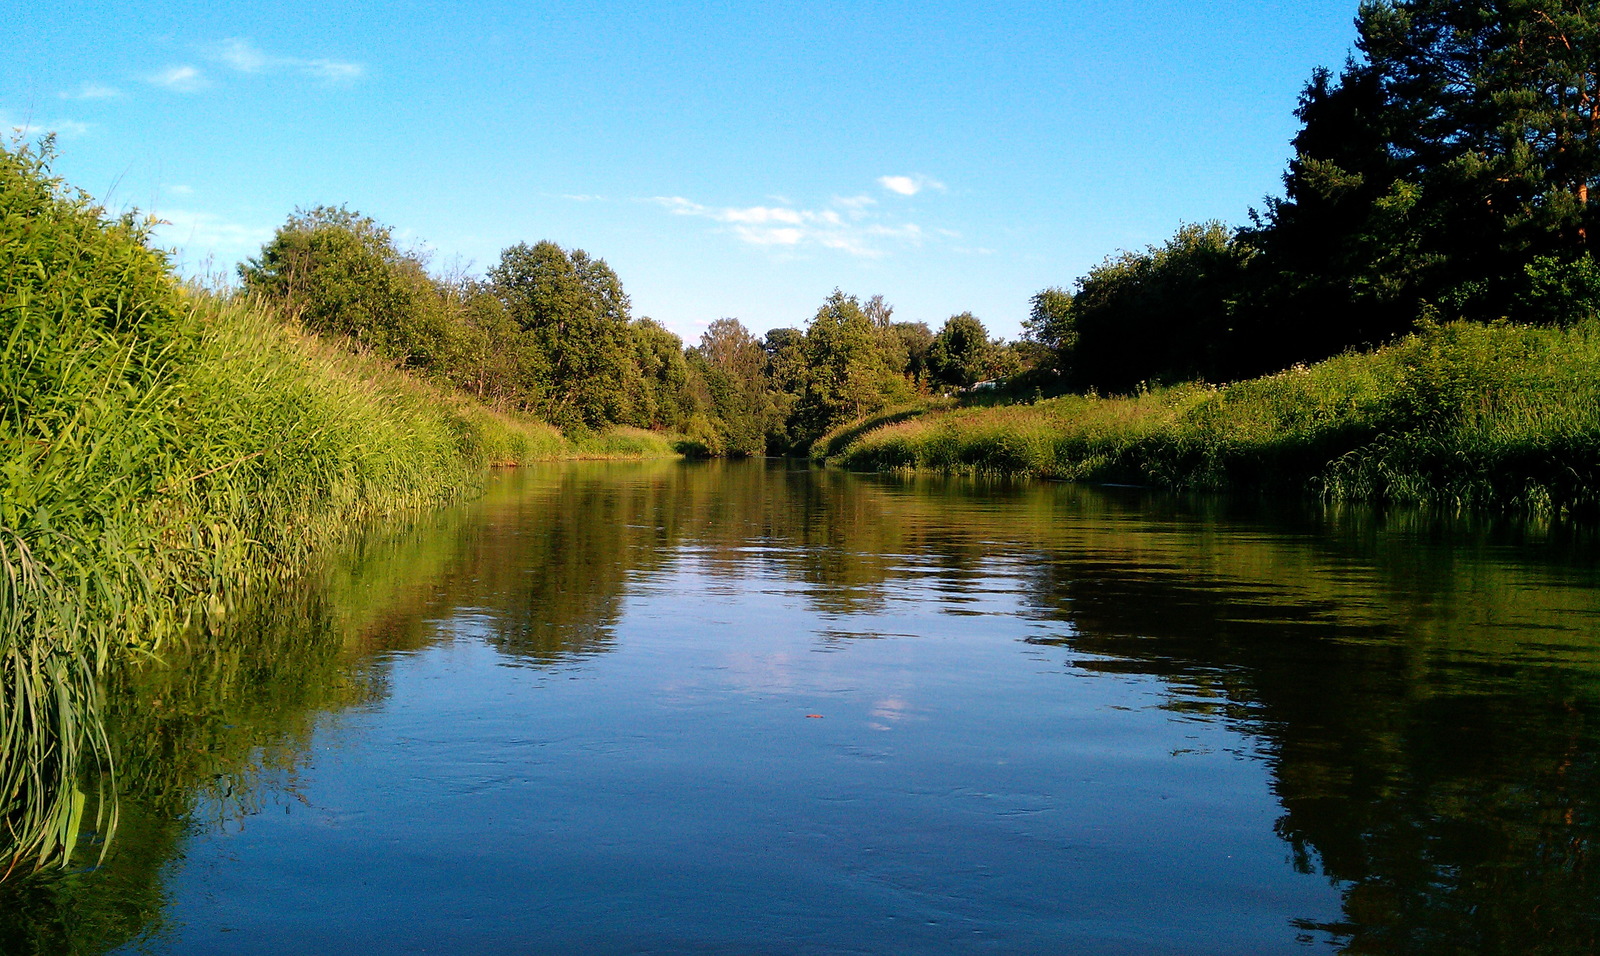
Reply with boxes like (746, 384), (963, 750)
(4, 462), (1597, 953)
(981, 491), (1600, 955)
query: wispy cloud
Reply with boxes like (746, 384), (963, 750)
(59, 82), (124, 100)
(211, 38), (364, 83)
(878, 174), (946, 197)
(151, 208), (274, 268)
(650, 179), (950, 259)
(1, 110), (91, 139)
(149, 65), (207, 93)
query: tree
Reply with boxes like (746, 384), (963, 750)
(927, 312), (999, 389)
(627, 317), (697, 431)
(1024, 287), (1076, 375)
(792, 291), (912, 447)
(488, 241), (636, 429)
(241, 206), (455, 369)
(1251, 0), (1600, 341)
(885, 320), (935, 387)
(1068, 222), (1256, 392)
(693, 318), (774, 455)
(863, 293), (894, 328)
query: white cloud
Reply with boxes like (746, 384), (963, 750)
(879, 175), (919, 196)
(216, 38), (270, 73)
(149, 65), (206, 92)
(151, 208), (274, 268)
(868, 223), (925, 243)
(301, 59), (364, 82)
(734, 226), (804, 246)
(0, 111), (90, 138)
(721, 206), (804, 225)
(165, 184), (195, 196)
(60, 82), (124, 100)
(648, 187), (942, 261)
(210, 38), (364, 83)
(656, 196), (709, 217)
(878, 174), (947, 197)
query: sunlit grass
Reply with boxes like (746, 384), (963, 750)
(826, 320), (1600, 516)
(0, 140), (668, 874)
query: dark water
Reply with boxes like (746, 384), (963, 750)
(5, 460), (1599, 954)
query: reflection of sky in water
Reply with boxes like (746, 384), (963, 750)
(95, 462), (1600, 955)
(137, 530), (1341, 955)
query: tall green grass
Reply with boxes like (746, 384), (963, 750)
(0, 141), (652, 875)
(825, 319), (1600, 516)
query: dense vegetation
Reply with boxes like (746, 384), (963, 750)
(4, 0), (1600, 880)
(0, 141), (665, 875)
(241, 212), (1027, 456)
(1024, 0), (1600, 392)
(823, 318), (1600, 515)
(825, 0), (1600, 508)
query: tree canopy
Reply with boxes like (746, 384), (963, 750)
(1027, 0), (1600, 393)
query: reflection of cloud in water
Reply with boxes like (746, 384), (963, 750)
(868, 695), (914, 732)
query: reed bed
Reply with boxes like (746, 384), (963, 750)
(0, 142), (613, 874)
(826, 320), (1600, 516)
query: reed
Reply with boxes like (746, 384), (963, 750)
(0, 141), (634, 874)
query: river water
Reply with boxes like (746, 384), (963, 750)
(4, 460), (1597, 954)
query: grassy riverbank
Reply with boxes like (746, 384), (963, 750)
(0, 144), (677, 873)
(822, 319), (1600, 516)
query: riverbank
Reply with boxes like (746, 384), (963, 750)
(821, 319), (1600, 517)
(0, 145), (679, 873)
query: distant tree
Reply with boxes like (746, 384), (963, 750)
(863, 293), (894, 328)
(886, 320), (935, 387)
(792, 291), (912, 446)
(241, 206), (455, 370)
(489, 241), (635, 429)
(1024, 287), (1076, 375)
(927, 312), (998, 388)
(628, 317), (697, 431)
(1068, 222), (1256, 392)
(762, 327), (808, 452)
(694, 318), (774, 455)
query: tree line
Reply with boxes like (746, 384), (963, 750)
(240, 209), (1025, 455)
(1024, 0), (1600, 394)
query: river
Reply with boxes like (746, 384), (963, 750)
(4, 459), (1597, 954)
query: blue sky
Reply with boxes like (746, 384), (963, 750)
(7, 0), (1361, 341)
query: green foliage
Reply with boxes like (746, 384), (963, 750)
(927, 312), (992, 388)
(1064, 222), (1256, 391)
(1023, 287), (1074, 372)
(690, 319), (774, 456)
(791, 291), (915, 451)
(1246, 0), (1600, 346)
(826, 319), (1600, 517)
(489, 241), (638, 430)
(1030, 1), (1600, 387)
(1518, 253), (1600, 327)
(240, 206), (464, 372)
(0, 143), (651, 876)
(628, 317), (700, 433)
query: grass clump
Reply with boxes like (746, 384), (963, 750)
(825, 319), (1600, 516)
(0, 141), (575, 874)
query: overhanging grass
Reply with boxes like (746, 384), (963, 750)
(0, 142), (674, 874)
(825, 320), (1600, 516)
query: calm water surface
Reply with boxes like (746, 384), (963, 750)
(5, 460), (1598, 954)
